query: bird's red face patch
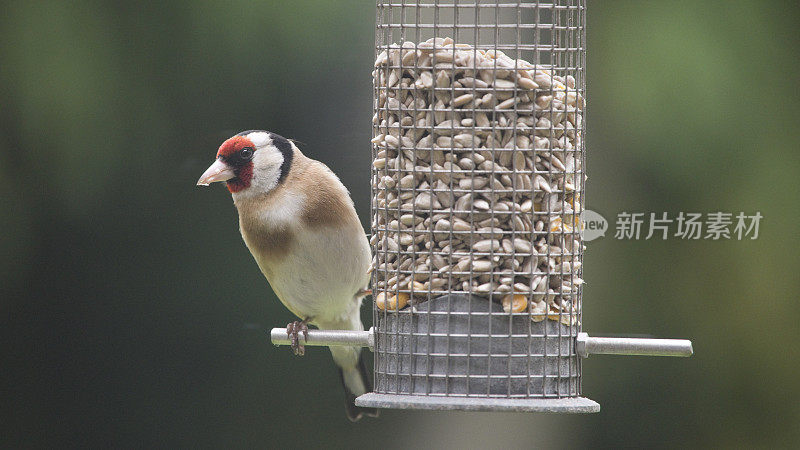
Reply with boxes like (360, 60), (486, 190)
(217, 136), (255, 159)
(217, 136), (256, 193)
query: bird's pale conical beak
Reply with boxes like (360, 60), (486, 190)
(197, 159), (235, 186)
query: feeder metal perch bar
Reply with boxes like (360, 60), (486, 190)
(269, 328), (693, 358)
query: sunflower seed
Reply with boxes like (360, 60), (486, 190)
(372, 40), (584, 320)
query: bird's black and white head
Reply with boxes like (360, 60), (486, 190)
(197, 130), (294, 196)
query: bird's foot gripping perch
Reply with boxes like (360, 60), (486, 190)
(286, 319), (310, 356)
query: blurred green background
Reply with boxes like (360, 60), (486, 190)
(2, 0), (798, 448)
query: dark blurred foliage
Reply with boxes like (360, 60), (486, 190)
(1, 1), (798, 448)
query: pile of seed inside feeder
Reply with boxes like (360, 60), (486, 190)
(370, 38), (585, 325)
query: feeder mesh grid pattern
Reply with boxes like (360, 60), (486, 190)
(371, 0), (586, 399)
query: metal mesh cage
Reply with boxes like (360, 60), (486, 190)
(368, 0), (591, 411)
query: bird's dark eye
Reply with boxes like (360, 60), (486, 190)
(239, 147), (254, 160)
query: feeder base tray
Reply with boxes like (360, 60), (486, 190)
(355, 393), (599, 413)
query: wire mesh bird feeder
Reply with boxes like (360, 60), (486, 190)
(271, 0), (692, 413)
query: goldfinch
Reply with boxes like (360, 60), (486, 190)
(197, 130), (378, 421)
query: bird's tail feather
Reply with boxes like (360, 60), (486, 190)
(338, 351), (379, 422)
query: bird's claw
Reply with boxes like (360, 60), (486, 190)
(286, 320), (309, 356)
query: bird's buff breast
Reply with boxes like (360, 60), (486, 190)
(240, 218), (370, 324)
